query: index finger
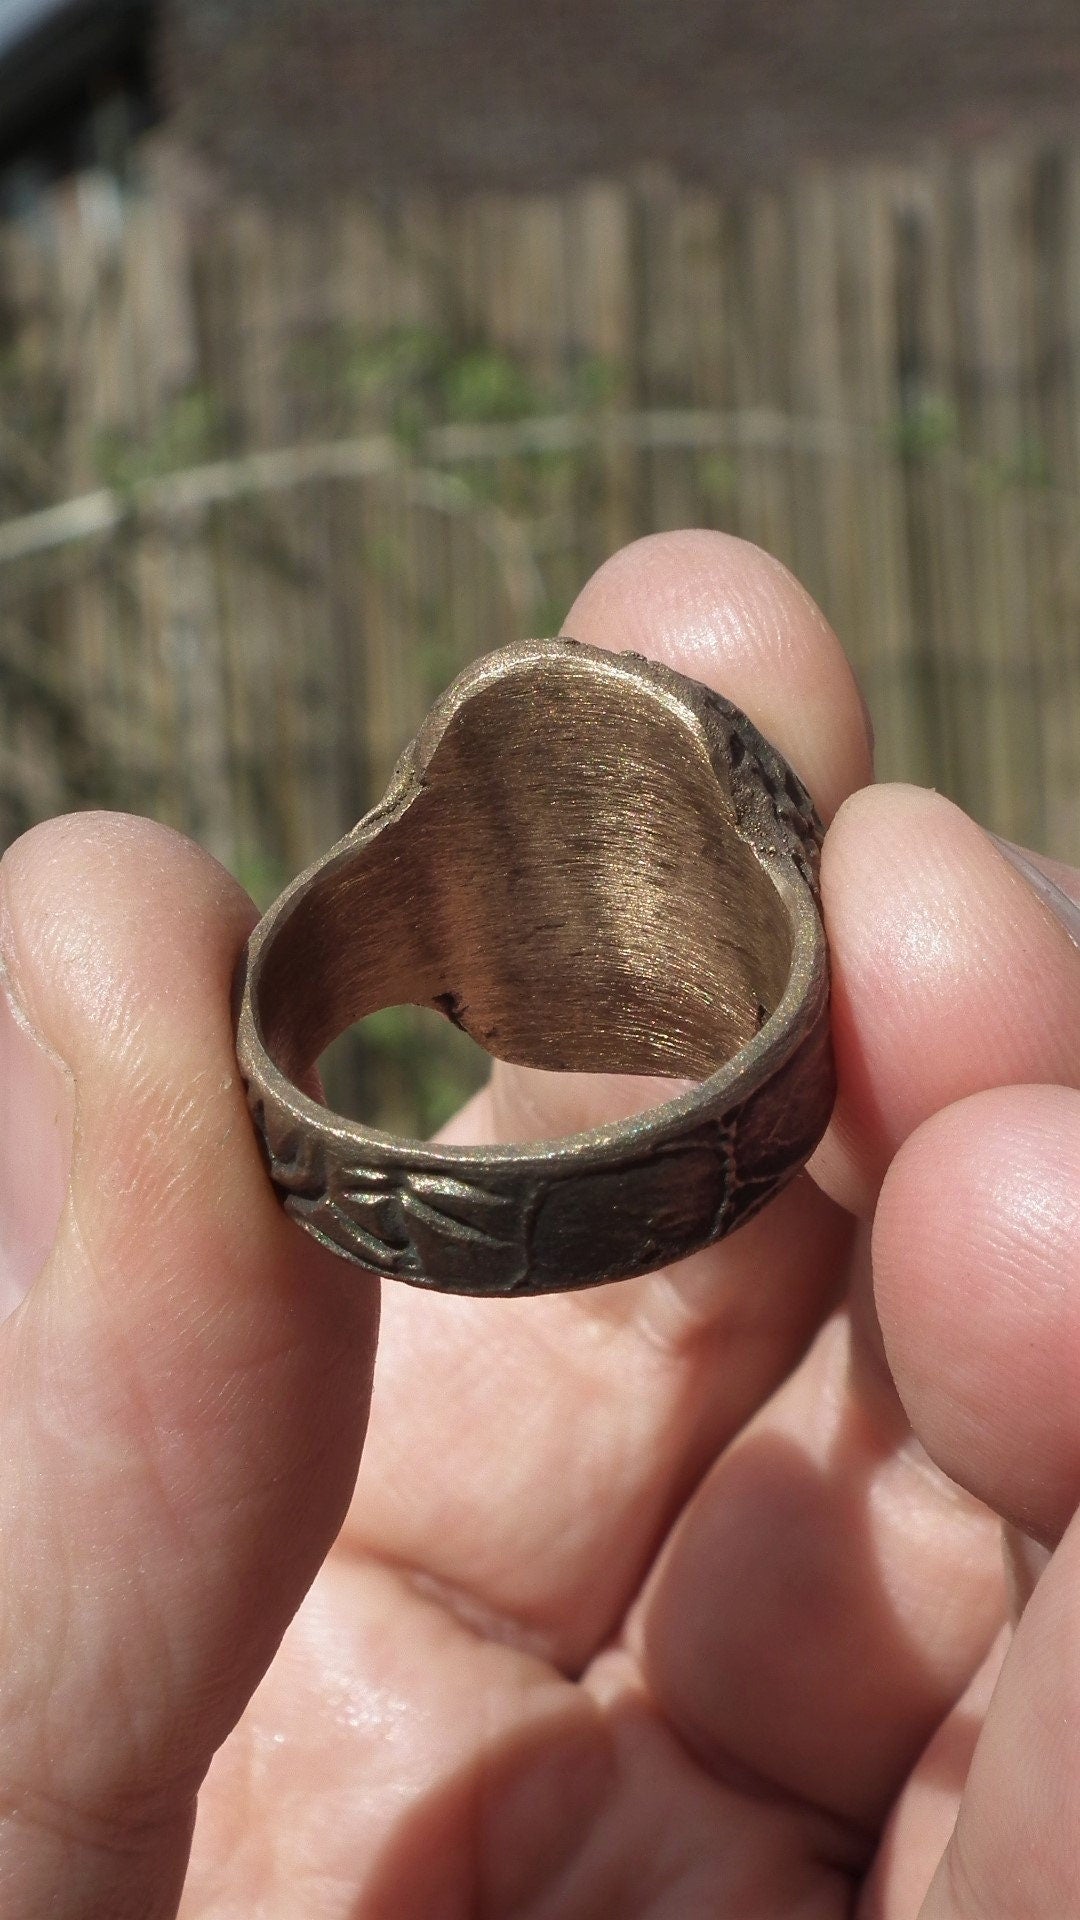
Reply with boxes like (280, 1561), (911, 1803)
(342, 528), (873, 1669)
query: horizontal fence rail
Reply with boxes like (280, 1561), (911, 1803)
(0, 139), (1078, 1122)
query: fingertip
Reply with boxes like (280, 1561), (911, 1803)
(472, 531), (873, 1168)
(812, 784), (1080, 1215)
(0, 815), (250, 1321)
(564, 529), (873, 820)
(0, 813), (257, 1110)
(0, 810), (362, 1341)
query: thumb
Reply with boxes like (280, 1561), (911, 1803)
(0, 815), (379, 1918)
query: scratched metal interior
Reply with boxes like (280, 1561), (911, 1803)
(257, 661), (793, 1086)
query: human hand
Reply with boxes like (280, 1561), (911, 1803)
(0, 531), (1077, 1918)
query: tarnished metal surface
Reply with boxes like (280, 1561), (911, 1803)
(235, 638), (834, 1294)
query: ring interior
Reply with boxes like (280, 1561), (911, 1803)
(254, 660), (795, 1090)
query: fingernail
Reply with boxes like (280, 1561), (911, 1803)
(990, 835), (1080, 948)
(0, 964), (74, 1321)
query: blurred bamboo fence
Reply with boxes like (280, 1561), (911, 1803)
(0, 137), (1078, 1122)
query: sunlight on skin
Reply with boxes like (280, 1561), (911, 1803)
(0, 534), (1077, 1917)
(0, 965), (72, 1320)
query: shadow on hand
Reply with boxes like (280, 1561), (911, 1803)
(635, 1413), (1002, 1839)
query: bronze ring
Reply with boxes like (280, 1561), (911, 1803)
(234, 638), (834, 1296)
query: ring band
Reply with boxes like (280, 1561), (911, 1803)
(234, 638), (834, 1295)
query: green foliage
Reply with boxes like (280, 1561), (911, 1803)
(0, 337), (65, 511)
(533, 592), (575, 640)
(344, 325), (445, 405)
(92, 388), (224, 495)
(886, 394), (959, 460)
(438, 346), (540, 423)
(984, 437), (1052, 492)
(229, 849), (290, 911)
(885, 396), (1054, 492)
(697, 452), (738, 513)
(323, 1004), (490, 1138)
(570, 354), (625, 408)
(289, 320), (625, 446)
(416, 629), (469, 702)
(366, 530), (411, 581)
